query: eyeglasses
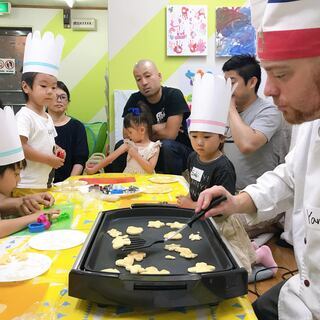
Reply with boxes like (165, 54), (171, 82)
(56, 94), (68, 101)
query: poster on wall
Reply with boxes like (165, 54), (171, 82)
(216, 7), (256, 57)
(166, 5), (208, 56)
(165, 65), (223, 128)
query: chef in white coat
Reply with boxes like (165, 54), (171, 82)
(195, 0), (320, 319)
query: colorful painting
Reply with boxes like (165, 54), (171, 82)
(167, 5), (208, 56)
(216, 7), (256, 57)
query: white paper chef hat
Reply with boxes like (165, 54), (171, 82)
(189, 72), (232, 135)
(23, 31), (64, 77)
(0, 107), (24, 166)
(250, 0), (320, 60)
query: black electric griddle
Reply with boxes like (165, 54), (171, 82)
(69, 204), (247, 308)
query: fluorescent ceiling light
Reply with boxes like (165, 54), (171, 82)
(66, 0), (75, 8)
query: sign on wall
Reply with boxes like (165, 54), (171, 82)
(0, 58), (15, 74)
(166, 5), (208, 56)
(71, 18), (97, 31)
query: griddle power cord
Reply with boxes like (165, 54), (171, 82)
(248, 266), (298, 298)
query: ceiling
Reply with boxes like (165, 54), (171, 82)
(9, 0), (107, 9)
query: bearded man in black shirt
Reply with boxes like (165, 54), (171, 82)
(110, 59), (192, 175)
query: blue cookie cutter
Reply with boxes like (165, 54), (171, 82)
(28, 223), (46, 233)
(111, 189), (124, 194)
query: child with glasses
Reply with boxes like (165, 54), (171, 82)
(86, 102), (161, 174)
(47, 81), (89, 182)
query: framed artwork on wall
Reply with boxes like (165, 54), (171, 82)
(166, 5), (208, 56)
(216, 7), (256, 57)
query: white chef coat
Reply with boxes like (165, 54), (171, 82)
(244, 119), (320, 320)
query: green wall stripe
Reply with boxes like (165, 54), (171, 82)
(108, 9), (183, 132)
(68, 53), (108, 121)
(42, 11), (89, 60)
(41, 11), (107, 123)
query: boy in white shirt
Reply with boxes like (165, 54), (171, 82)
(15, 31), (65, 195)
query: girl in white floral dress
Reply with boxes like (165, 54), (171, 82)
(86, 103), (161, 174)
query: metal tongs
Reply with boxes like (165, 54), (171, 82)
(122, 195), (227, 251)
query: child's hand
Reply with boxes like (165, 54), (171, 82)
(30, 209), (60, 221)
(56, 150), (65, 159)
(55, 146), (66, 159)
(43, 209), (60, 221)
(176, 195), (195, 209)
(38, 192), (55, 207)
(20, 193), (55, 215)
(127, 146), (138, 157)
(85, 163), (98, 175)
(47, 154), (65, 169)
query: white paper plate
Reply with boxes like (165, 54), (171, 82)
(117, 190), (142, 198)
(142, 185), (173, 194)
(79, 186), (142, 198)
(100, 194), (120, 202)
(28, 230), (87, 251)
(53, 180), (88, 192)
(148, 176), (178, 184)
(0, 253), (52, 282)
(81, 189), (141, 199)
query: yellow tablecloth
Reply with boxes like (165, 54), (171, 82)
(0, 173), (257, 320)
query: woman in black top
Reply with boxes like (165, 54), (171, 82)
(47, 81), (89, 182)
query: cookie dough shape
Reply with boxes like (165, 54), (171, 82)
(166, 221), (186, 229)
(115, 255), (135, 268)
(164, 243), (181, 251)
(107, 228), (122, 238)
(164, 243), (197, 259)
(188, 262), (216, 273)
(112, 235), (131, 249)
(126, 226), (144, 235)
(165, 255), (176, 260)
(164, 231), (182, 240)
(189, 233), (202, 241)
(148, 220), (165, 228)
(176, 247), (198, 259)
(116, 251), (147, 272)
(126, 264), (145, 274)
(127, 251), (146, 262)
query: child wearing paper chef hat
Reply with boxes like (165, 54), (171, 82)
(177, 72), (277, 275)
(177, 73), (235, 205)
(14, 31), (66, 196)
(0, 104), (59, 238)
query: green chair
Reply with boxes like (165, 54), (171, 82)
(84, 122), (108, 158)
